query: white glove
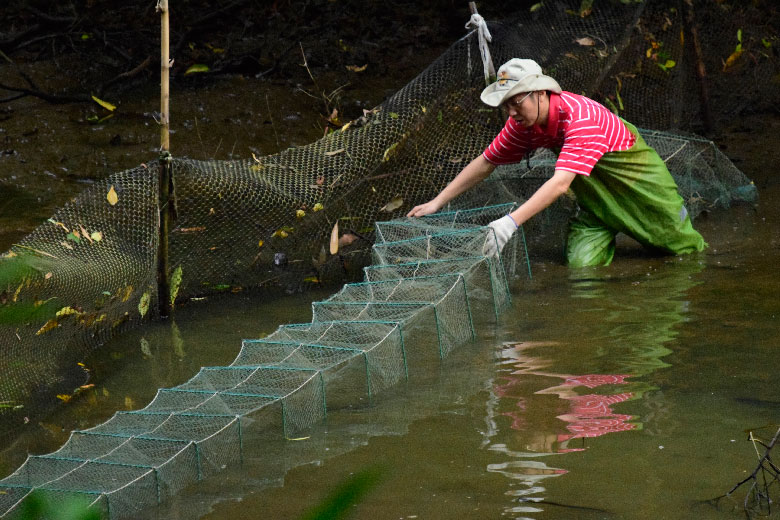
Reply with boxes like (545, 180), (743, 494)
(484, 215), (517, 257)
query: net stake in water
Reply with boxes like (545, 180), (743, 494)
(157, 0), (174, 318)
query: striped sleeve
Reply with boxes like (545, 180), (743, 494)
(482, 119), (530, 165)
(555, 93), (635, 176)
(554, 118), (609, 176)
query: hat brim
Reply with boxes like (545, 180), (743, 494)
(480, 75), (562, 107)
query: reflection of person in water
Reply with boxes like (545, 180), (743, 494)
(482, 259), (704, 515)
(493, 344), (641, 453)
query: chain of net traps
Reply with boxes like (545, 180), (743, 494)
(0, 0), (766, 422)
(0, 203), (529, 519)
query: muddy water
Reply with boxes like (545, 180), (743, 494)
(1, 69), (779, 519)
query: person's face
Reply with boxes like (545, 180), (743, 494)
(502, 91), (538, 127)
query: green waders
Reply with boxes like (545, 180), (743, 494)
(565, 120), (707, 267)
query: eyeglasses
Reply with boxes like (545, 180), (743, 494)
(502, 92), (532, 111)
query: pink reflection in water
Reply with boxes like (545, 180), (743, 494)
(556, 391), (636, 442)
(495, 355), (638, 452)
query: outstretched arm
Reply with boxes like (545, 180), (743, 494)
(506, 170), (576, 226)
(483, 169), (577, 257)
(407, 155), (496, 217)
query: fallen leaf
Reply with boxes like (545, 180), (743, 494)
(56, 306), (81, 318)
(56, 394), (72, 403)
(60, 241), (73, 250)
(723, 49), (743, 70)
(382, 142), (399, 162)
(296, 209), (305, 218)
(91, 95), (116, 112)
(330, 221), (339, 255)
(346, 64), (367, 72)
(379, 196), (404, 213)
(47, 219), (70, 232)
(79, 225), (93, 243)
(90, 231), (103, 242)
(36, 319), (59, 335)
(575, 37), (595, 46)
(258, 240), (264, 248)
(45, 272), (52, 279)
(338, 233), (358, 247)
(124, 396), (135, 409)
(107, 185), (119, 205)
(138, 291), (151, 317)
(579, 0), (593, 17)
(530, 2), (543, 12)
(185, 64), (210, 75)
(313, 202), (324, 212)
(121, 285), (133, 302)
(324, 148), (345, 156)
(177, 226), (206, 233)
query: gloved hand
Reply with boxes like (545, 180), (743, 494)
(483, 214), (517, 257)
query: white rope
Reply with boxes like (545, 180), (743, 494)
(465, 13), (495, 86)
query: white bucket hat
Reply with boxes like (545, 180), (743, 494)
(480, 58), (562, 107)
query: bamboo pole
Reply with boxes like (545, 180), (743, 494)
(157, 0), (173, 317)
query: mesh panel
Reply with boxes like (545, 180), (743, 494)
(0, 208), (525, 518)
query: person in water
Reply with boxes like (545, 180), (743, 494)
(407, 58), (706, 266)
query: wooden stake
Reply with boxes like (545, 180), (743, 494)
(157, 0), (173, 318)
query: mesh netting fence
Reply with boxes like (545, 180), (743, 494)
(0, 204), (521, 518)
(0, 0), (775, 515)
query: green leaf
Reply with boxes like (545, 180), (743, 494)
(762, 38), (772, 49)
(0, 254), (39, 286)
(185, 64), (210, 75)
(530, 2), (543, 12)
(169, 266), (183, 306)
(0, 300), (60, 326)
(138, 291), (151, 318)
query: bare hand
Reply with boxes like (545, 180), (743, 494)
(407, 199), (443, 218)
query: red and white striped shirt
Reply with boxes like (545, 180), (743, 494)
(483, 91), (635, 176)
